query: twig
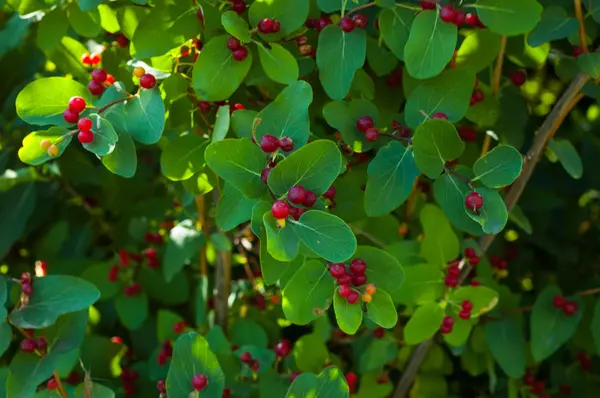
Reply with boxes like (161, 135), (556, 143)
(481, 36), (507, 156)
(345, 2), (375, 16)
(405, 178), (420, 220)
(97, 96), (134, 114)
(379, 132), (410, 143)
(574, 0), (589, 53)
(53, 370), (69, 398)
(392, 52), (596, 398)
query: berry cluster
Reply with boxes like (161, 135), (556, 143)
(458, 300), (473, 320)
(258, 18), (281, 34)
(157, 340), (173, 365)
(20, 334), (47, 354)
(552, 294), (578, 316)
(274, 339), (291, 357)
(305, 16), (332, 33)
(231, 0), (246, 14)
(81, 52), (101, 66)
(465, 191), (483, 213)
(120, 368), (139, 396)
(191, 373), (208, 391)
(295, 35), (314, 58)
(226, 37), (249, 62)
(420, 1), (485, 28)
(464, 247), (480, 266)
(457, 126), (477, 142)
(330, 259), (376, 304)
(269, 183), (321, 221)
(87, 67), (113, 97)
(20, 272), (34, 300)
(108, 238), (163, 283)
(445, 260), (460, 288)
(523, 373), (548, 397)
(338, 14), (368, 33)
(240, 351), (261, 371)
(132, 66), (157, 89)
(356, 115), (379, 142)
(260, 134), (294, 153)
(59, 96), (96, 144)
(440, 315), (454, 334)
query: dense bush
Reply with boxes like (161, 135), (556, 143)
(1, 0), (600, 397)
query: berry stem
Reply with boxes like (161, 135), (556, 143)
(378, 132), (411, 144)
(574, 0), (589, 53)
(444, 166), (473, 188)
(345, 2), (375, 16)
(97, 95), (135, 114)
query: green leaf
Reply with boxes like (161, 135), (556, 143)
(124, 88), (165, 145)
(455, 30), (502, 73)
(393, 263), (444, 305)
(221, 11), (251, 43)
(231, 109), (257, 139)
(115, 291), (149, 330)
(365, 142), (419, 217)
(508, 204), (532, 235)
(282, 260), (334, 325)
(82, 113), (118, 156)
(0, 184), (36, 259)
(485, 316), (526, 378)
(286, 366), (349, 398)
(404, 302), (445, 345)
(528, 6), (579, 47)
(216, 183), (258, 231)
(45, 310), (88, 354)
(443, 314), (472, 346)
(260, 237), (304, 286)
(36, 8), (69, 51)
(379, 7), (414, 61)
(466, 85), (501, 127)
(404, 10), (457, 79)
(548, 139), (583, 179)
(132, 7), (198, 58)
(317, 25), (366, 100)
(334, 292), (363, 335)
(291, 210), (357, 263)
(465, 188), (508, 234)
(74, 383), (115, 398)
(0, 322), (12, 358)
(160, 134), (206, 181)
(353, 246), (404, 296)
(9, 275), (100, 329)
(293, 334), (329, 372)
(366, 37), (399, 77)
(420, 204), (459, 266)
(359, 338), (398, 373)
(268, 140), (341, 197)
(405, 68), (476, 129)
(164, 219), (204, 282)
(255, 80), (312, 145)
(205, 138), (267, 198)
(591, 297), (600, 355)
(212, 234), (231, 253)
(231, 318), (268, 348)
(433, 167), (485, 236)
(167, 332), (225, 398)
(366, 289), (397, 329)
(322, 99), (379, 153)
(317, 0), (369, 13)
(257, 43), (299, 85)
(67, 3), (101, 37)
(450, 286), (499, 317)
(139, 269), (190, 306)
(475, 0), (543, 36)
(157, 310), (184, 342)
(264, 212), (300, 261)
(99, 5), (120, 33)
(213, 105), (231, 142)
(412, 119), (465, 178)
(193, 35), (252, 101)
(248, 0), (309, 41)
(472, 145), (523, 188)
(18, 127), (72, 166)
(531, 285), (582, 362)
(6, 352), (58, 397)
(101, 132), (137, 178)
(16, 77), (92, 127)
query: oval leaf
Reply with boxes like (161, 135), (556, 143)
(257, 43), (299, 85)
(472, 145), (523, 188)
(404, 302), (444, 345)
(412, 119), (465, 178)
(365, 289), (397, 329)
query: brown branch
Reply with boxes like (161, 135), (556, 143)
(97, 96), (134, 114)
(392, 55), (595, 398)
(575, 0), (589, 53)
(53, 370), (69, 398)
(343, 2), (375, 16)
(212, 190), (231, 332)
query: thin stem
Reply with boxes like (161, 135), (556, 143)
(405, 177), (420, 220)
(53, 370), (69, 398)
(445, 166), (473, 188)
(575, 0), (589, 53)
(98, 96), (134, 114)
(379, 132), (409, 143)
(481, 36), (507, 157)
(345, 1), (375, 16)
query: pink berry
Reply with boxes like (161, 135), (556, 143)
(20, 338), (36, 353)
(337, 273), (352, 285)
(464, 248), (476, 258)
(349, 259), (366, 275)
(356, 116), (374, 133)
(191, 374), (208, 391)
(352, 14), (368, 29)
(289, 206), (305, 220)
(352, 274), (366, 286)
(563, 301), (578, 316)
(258, 18), (274, 34)
(272, 20), (281, 33)
(323, 186), (336, 200)
(420, 0), (436, 10)
(346, 290), (359, 304)
(88, 80), (105, 96)
(442, 315), (454, 327)
(274, 339), (291, 357)
(232, 47), (248, 61)
(445, 275), (458, 287)
(271, 200), (290, 219)
(440, 5), (456, 23)
(303, 191), (317, 207)
(454, 10), (466, 26)
(68, 96), (86, 113)
(365, 127), (379, 142)
(231, 0), (246, 14)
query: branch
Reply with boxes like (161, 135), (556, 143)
(574, 0), (589, 53)
(98, 95), (134, 114)
(392, 57), (594, 398)
(482, 36), (507, 156)
(345, 2), (375, 16)
(212, 190), (231, 332)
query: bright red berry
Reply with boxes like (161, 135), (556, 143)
(470, 89), (485, 105)
(227, 37), (241, 50)
(461, 300), (473, 311)
(78, 117), (92, 132)
(258, 18), (274, 34)
(563, 301), (578, 316)
(20, 338), (36, 353)
(445, 275), (458, 287)
(330, 263), (346, 278)
(346, 291), (360, 304)
(260, 134), (279, 153)
(231, 0), (246, 14)
(352, 274), (367, 286)
(470, 280), (481, 287)
(510, 70), (527, 87)
(316, 17), (332, 32)
(553, 295), (566, 308)
(440, 5), (456, 23)
(140, 74), (156, 89)
(339, 16), (354, 33)
(440, 325), (452, 334)
(431, 112), (448, 120)
(352, 14), (368, 28)
(260, 168), (271, 184)
(465, 12), (479, 26)
(288, 186), (307, 204)
(337, 273), (352, 286)
(90, 53), (101, 64)
(345, 372), (358, 385)
(108, 265), (119, 282)
(22, 282), (33, 296)
(91, 68), (107, 83)
(365, 127), (379, 142)
(240, 351), (252, 363)
(191, 374), (208, 391)
(349, 259), (367, 275)
(356, 116), (374, 133)
(454, 10), (466, 26)
(420, 0), (436, 10)
(68, 96), (86, 113)
(279, 136), (294, 152)
(274, 339), (291, 357)
(448, 265), (461, 277)
(173, 321), (186, 334)
(232, 47), (248, 61)
(63, 109), (79, 124)
(124, 282), (141, 296)
(303, 191), (317, 207)
(271, 200), (290, 219)
(78, 131), (94, 144)
(465, 192), (483, 213)
(47, 378), (58, 390)
(88, 80), (104, 96)
(81, 53), (92, 64)
(464, 248), (476, 258)
(338, 284), (351, 298)
(458, 310), (470, 320)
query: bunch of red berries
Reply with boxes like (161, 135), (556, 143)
(88, 68), (114, 97)
(445, 260), (461, 288)
(61, 96), (96, 144)
(523, 373), (548, 397)
(157, 340), (173, 365)
(464, 247), (480, 266)
(345, 372), (358, 393)
(81, 52), (101, 66)
(305, 16), (332, 33)
(270, 184), (319, 221)
(120, 368), (139, 396)
(440, 315), (454, 334)
(338, 14), (368, 33)
(240, 351), (260, 371)
(143, 247), (160, 268)
(20, 334), (47, 354)
(330, 259), (376, 304)
(226, 37), (249, 62)
(458, 300), (473, 320)
(20, 272), (34, 300)
(132, 66), (157, 89)
(490, 255), (508, 270)
(421, 1), (485, 28)
(355, 115), (379, 142)
(260, 134), (294, 153)
(552, 294), (578, 316)
(258, 18), (281, 34)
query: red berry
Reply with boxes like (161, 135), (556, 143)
(464, 248), (476, 258)
(140, 74), (156, 89)
(338, 284), (351, 298)
(553, 295), (566, 308)
(461, 300), (473, 311)
(420, 0), (436, 10)
(279, 136), (294, 152)
(119, 249), (130, 267)
(227, 37), (241, 50)
(22, 282), (33, 296)
(372, 327), (385, 338)
(523, 373), (535, 386)
(108, 265), (119, 282)
(232, 47), (248, 61)
(88, 80), (105, 96)
(350, 259), (367, 275)
(345, 372), (358, 385)
(458, 310), (470, 320)
(339, 16), (354, 33)
(47, 378), (58, 390)
(20, 338), (36, 353)
(470, 280), (481, 287)
(195, 39), (203, 51)
(260, 168), (271, 184)
(271, 20), (281, 33)
(365, 127), (379, 142)
(454, 10), (466, 26)
(431, 112), (448, 120)
(510, 70), (527, 87)
(271, 200), (290, 219)
(563, 301), (578, 316)
(356, 116), (374, 133)
(78, 131), (94, 144)
(346, 290), (359, 304)
(337, 273), (352, 286)
(323, 186), (336, 200)
(465, 12), (479, 26)
(173, 321), (186, 334)
(440, 5), (456, 23)
(231, 0), (246, 14)
(91, 68), (107, 83)
(330, 263), (346, 278)
(21, 272), (31, 284)
(458, 126), (478, 142)
(157, 380), (166, 393)
(352, 274), (367, 286)
(78, 117), (92, 132)
(81, 54), (92, 64)
(316, 17), (332, 32)
(191, 374), (208, 391)
(124, 282), (141, 296)
(445, 275), (458, 287)
(258, 18), (274, 34)
(68, 96), (87, 113)
(63, 109), (79, 124)
(274, 339), (291, 357)
(90, 53), (101, 64)
(260, 134), (279, 152)
(222, 388), (231, 398)
(440, 325), (452, 334)
(36, 337), (48, 351)
(303, 191), (317, 207)
(198, 101), (211, 113)
(470, 89), (484, 105)
(442, 315), (454, 327)
(289, 206), (305, 220)
(469, 256), (480, 266)
(573, 45), (584, 58)
(448, 265), (460, 277)
(231, 103), (244, 113)
(465, 192), (483, 213)
(288, 185), (307, 204)
(352, 14), (368, 28)
(240, 351), (253, 363)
